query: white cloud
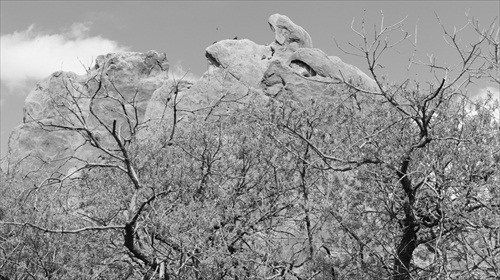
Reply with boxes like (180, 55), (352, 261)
(169, 60), (200, 82)
(476, 86), (500, 100)
(469, 85), (500, 102)
(0, 22), (129, 91)
(469, 85), (500, 121)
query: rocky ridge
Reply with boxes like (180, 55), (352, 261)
(3, 14), (377, 179)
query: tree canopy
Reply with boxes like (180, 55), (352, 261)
(1, 14), (498, 280)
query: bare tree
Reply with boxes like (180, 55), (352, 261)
(1, 13), (498, 280)
(272, 12), (500, 279)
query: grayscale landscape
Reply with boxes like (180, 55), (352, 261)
(0, 2), (499, 279)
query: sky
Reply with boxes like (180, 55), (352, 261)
(1, 1), (499, 157)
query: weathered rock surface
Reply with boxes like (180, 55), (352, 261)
(269, 13), (313, 56)
(3, 14), (378, 179)
(3, 51), (168, 179)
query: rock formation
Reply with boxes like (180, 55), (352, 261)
(3, 51), (168, 179)
(3, 14), (378, 180)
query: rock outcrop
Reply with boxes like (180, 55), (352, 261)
(269, 14), (313, 49)
(3, 14), (378, 179)
(3, 51), (168, 179)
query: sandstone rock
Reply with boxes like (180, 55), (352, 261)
(5, 51), (168, 179)
(261, 59), (338, 100)
(328, 56), (378, 91)
(205, 39), (272, 85)
(90, 51), (168, 123)
(4, 14), (377, 180)
(140, 78), (195, 140)
(261, 48), (377, 100)
(268, 14), (313, 51)
(6, 123), (83, 175)
(23, 71), (85, 124)
(95, 50), (169, 79)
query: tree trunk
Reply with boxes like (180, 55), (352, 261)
(393, 202), (418, 280)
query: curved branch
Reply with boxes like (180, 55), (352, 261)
(0, 221), (123, 234)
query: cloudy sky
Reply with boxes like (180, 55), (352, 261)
(1, 1), (499, 157)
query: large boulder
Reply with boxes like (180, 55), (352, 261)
(205, 39), (272, 85)
(269, 14), (313, 53)
(4, 14), (378, 180)
(4, 51), (168, 179)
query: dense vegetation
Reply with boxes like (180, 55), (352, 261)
(1, 15), (498, 280)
